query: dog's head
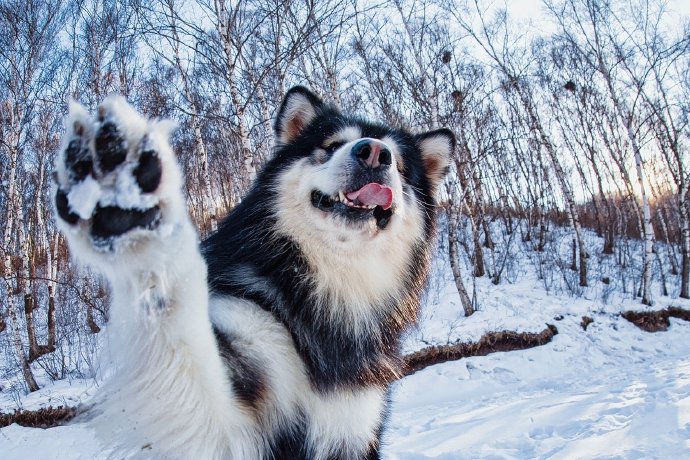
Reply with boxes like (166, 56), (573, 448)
(267, 86), (453, 256)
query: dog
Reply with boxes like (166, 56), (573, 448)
(54, 86), (453, 459)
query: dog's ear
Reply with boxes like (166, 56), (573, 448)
(275, 87), (323, 144)
(415, 128), (454, 193)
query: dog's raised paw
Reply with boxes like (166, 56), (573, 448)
(54, 97), (177, 251)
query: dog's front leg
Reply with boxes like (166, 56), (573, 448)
(53, 98), (245, 458)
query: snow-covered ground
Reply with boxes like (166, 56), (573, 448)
(2, 273), (690, 459)
(390, 309), (690, 459)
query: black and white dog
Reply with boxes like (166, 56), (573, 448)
(54, 87), (453, 459)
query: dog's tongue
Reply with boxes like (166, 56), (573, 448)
(346, 183), (393, 210)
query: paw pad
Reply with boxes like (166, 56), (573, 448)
(55, 97), (168, 246)
(95, 121), (128, 173)
(65, 136), (93, 182)
(55, 189), (80, 225)
(134, 148), (162, 193)
(91, 206), (161, 240)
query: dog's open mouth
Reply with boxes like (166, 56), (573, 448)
(311, 182), (394, 229)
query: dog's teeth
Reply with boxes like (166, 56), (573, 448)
(339, 191), (346, 202)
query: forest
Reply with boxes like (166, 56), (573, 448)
(0, 0), (688, 398)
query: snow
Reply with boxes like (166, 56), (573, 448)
(2, 236), (690, 458)
(0, 379), (96, 413)
(382, 265), (690, 459)
(109, 163), (159, 210)
(0, 424), (104, 459)
(388, 315), (690, 459)
(66, 176), (101, 219)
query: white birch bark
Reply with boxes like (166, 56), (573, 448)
(680, 184), (690, 298)
(523, 98), (588, 287)
(215, 0), (256, 187)
(450, 2), (588, 287)
(445, 176), (475, 316)
(167, 1), (218, 231)
(394, 0), (438, 129)
(598, 65), (655, 304)
(1, 112), (39, 391)
(447, 206), (475, 317)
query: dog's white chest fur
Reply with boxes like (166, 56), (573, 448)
(210, 296), (386, 457)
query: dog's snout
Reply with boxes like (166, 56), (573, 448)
(351, 139), (392, 169)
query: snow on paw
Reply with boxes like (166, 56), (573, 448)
(54, 96), (185, 263)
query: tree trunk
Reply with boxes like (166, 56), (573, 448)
(537, 210), (547, 252)
(394, 0), (438, 128)
(593, 24), (655, 303)
(571, 237), (578, 271)
(519, 88), (588, 286)
(603, 223), (615, 255)
(168, 3), (217, 232)
(215, 0), (256, 189)
(522, 216), (532, 243)
(472, 215), (485, 278)
(655, 244), (669, 297)
(579, 240), (588, 288)
(47, 235), (59, 349)
(4, 287), (39, 392)
(448, 213), (474, 317)
(255, 83), (275, 161)
(680, 195), (690, 298)
(25, 150), (56, 362)
(2, 131), (40, 390)
(629, 127), (655, 305)
(656, 207), (679, 276)
(84, 280), (102, 334)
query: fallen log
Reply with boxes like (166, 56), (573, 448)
(2, 324), (561, 428)
(0, 406), (76, 429)
(402, 324), (558, 377)
(621, 306), (690, 332)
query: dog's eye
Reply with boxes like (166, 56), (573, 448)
(323, 141), (345, 154)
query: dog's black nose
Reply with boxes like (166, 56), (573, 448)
(351, 139), (392, 169)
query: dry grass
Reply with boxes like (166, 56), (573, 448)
(581, 316), (594, 330)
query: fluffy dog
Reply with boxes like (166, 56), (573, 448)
(54, 87), (453, 459)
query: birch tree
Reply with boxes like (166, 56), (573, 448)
(0, 0), (67, 391)
(545, 0), (680, 304)
(449, 0), (589, 287)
